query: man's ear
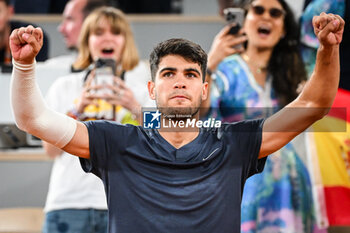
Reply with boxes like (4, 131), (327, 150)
(148, 81), (156, 100)
(201, 81), (208, 101)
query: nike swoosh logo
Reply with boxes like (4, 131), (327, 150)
(203, 148), (220, 161)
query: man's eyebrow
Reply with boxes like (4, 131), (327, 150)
(185, 68), (201, 76)
(159, 67), (177, 73)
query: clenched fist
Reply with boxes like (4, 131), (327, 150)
(9, 25), (43, 64)
(313, 12), (344, 47)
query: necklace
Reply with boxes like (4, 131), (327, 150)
(241, 53), (267, 74)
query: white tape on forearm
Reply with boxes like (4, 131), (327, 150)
(10, 59), (77, 148)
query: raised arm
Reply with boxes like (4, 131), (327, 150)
(259, 13), (345, 158)
(9, 25), (90, 158)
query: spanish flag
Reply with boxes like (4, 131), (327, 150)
(308, 88), (350, 227)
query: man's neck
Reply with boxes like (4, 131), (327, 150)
(158, 117), (200, 149)
(158, 129), (200, 149)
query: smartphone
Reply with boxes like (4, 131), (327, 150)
(223, 8), (245, 35)
(93, 58), (116, 95)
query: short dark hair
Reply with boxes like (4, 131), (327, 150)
(82, 0), (108, 19)
(149, 38), (207, 82)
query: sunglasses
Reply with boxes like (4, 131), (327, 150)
(251, 5), (285, 19)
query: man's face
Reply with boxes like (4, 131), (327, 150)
(148, 55), (208, 117)
(0, 1), (12, 33)
(58, 0), (86, 49)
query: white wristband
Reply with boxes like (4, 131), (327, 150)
(12, 59), (36, 71)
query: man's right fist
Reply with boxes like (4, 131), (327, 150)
(9, 25), (43, 64)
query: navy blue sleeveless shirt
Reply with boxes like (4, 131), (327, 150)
(80, 119), (266, 233)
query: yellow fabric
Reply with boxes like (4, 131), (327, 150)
(312, 117), (350, 187)
(74, 98), (139, 125)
